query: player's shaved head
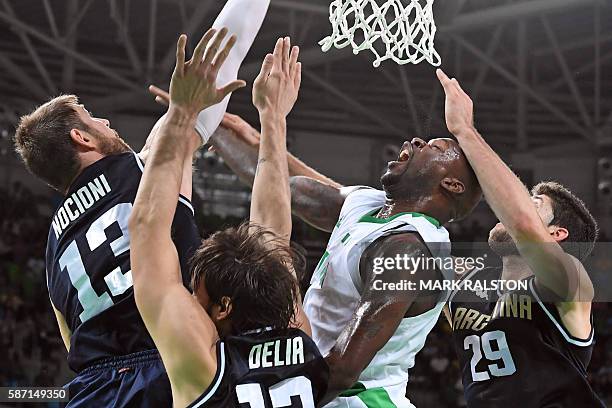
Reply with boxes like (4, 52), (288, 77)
(381, 137), (481, 222)
(446, 142), (482, 220)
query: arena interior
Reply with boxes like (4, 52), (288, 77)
(0, 0), (611, 406)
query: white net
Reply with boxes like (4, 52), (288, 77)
(320, 0), (441, 67)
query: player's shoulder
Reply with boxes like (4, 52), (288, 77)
(365, 231), (428, 257)
(67, 151), (142, 192)
(225, 327), (321, 356)
(46, 151), (143, 244)
(341, 186), (384, 205)
(187, 328), (328, 407)
(94, 151), (144, 176)
(336, 186), (385, 224)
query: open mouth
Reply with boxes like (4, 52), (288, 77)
(396, 142), (413, 163)
(386, 142), (413, 172)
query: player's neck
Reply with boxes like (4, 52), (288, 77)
(500, 255), (533, 282)
(64, 152), (107, 195)
(378, 197), (450, 225)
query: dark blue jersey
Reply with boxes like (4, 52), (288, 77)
(45, 152), (201, 372)
(187, 328), (329, 408)
(449, 267), (604, 408)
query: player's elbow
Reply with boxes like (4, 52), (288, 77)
(328, 370), (360, 397)
(128, 208), (154, 234)
(325, 355), (362, 394)
(508, 211), (548, 241)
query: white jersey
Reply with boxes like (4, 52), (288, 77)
(303, 188), (452, 407)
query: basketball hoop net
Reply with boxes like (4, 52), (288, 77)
(320, 0), (441, 67)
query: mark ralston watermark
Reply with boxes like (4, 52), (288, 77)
(371, 273), (528, 292)
(370, 253), (528, 294)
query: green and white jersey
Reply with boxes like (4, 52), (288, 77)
(303, 188), (452, 407)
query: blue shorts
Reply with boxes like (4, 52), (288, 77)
(65, 349), (172, 407)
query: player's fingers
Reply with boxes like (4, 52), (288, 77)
(208, 145), (216, 152)
(175, 34), (187, 76)
(212, 35), (237, 74)
(192, 28), (217, 67)
(222, 112), (240, 127)
(289, 45), (300, 75)
(435, 68), (453, 89)
(294, 62), (302, 90)
(281, 37), (291, 74)
(154, 96), (169, 106)
(256, 54), (274, 84)
(452, 78), (468, 96)
(221, 113), (234, 127)
(148, 84), (170, 98)
(203, 27), (228, 67)
(218, 80), (247, 100)
(272, 37), (283, 72)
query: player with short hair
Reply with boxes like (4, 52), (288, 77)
(207, 110), (482, 406)
(13, 0), (270, 405)
(129, 34), (328, 408)
(15, 90), (202, 406)
(436, 69), (605, 407)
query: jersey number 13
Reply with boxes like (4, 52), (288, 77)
(57, 203), (133, 322)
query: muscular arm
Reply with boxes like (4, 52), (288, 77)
(437, 70), (592, 337)
(130, 29), (244, 407)
(212, 127), (352, 232)
(129, 105), (218, 405)
(211, 115), (341, 188)
(138, 114), (201, 200)
(321, 233), (437, 404)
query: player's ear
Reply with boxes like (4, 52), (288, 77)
(549, 225), (569, 242)
(217, 296), (233, 321)
(441, 177), (466, 195)
(70, 128), (97, 151)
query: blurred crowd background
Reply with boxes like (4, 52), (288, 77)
(1, 181), (610, 407)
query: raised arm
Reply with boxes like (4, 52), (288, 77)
(214, 112), (341, 187)
(129, 28), (245, 407)
(147, 85), (348, 233)
(249, 37), (300, 240)
(211, 125), (354, 232)
(321, 233), (437, 404)
(138, 113), (201, 200)
(435, 70), (593, 320)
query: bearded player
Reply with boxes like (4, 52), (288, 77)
(437, 69), (604, 407)
(13, 0), (270, 405)
(196, 105), (482, 406)
(130, 35), (329, 407)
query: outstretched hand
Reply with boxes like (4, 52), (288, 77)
(253, 37), (301, 118)
(221, 113), (261, 146)
(436, 68), (475, 136)
(169, 28), (246, 116)
(149, 87), (261, 146)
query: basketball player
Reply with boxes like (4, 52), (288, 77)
(130, 35), (328, 407)
(436, 69), (605, 407)
(198, 112), (482, 406)
(13, 0), (271, 404)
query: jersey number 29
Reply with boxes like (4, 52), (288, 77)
(464, 330), (516, 382)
